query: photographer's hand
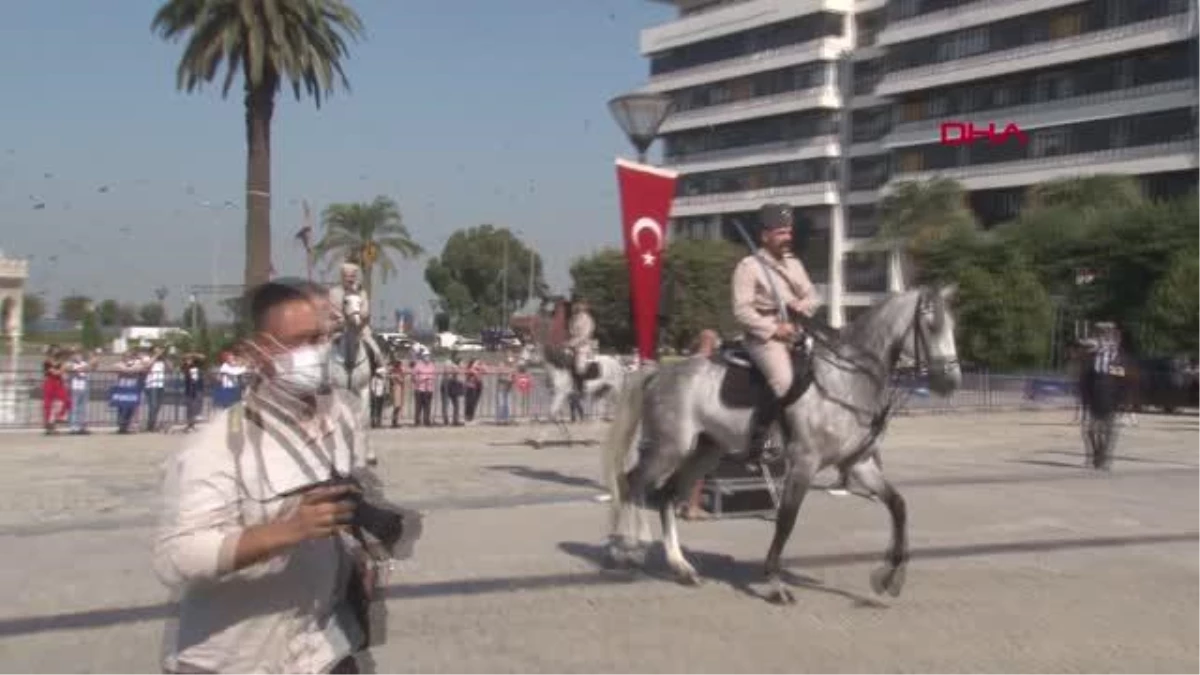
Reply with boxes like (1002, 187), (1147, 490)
(230, 484), (358, 572)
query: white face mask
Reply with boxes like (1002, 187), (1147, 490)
(272, 344), (330, 396)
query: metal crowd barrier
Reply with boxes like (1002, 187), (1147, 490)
(0, 368), (1077, 431)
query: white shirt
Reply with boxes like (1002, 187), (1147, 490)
(218, 362), (246, 388)
(154, 387), (370, 673)
(146, 360), (166, 389)
(68, 359), (90, 391)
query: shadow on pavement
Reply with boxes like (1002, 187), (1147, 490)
(1, 531), (1193, 638)
(485, 465), (605, 491)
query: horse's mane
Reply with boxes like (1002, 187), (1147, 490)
(836, 289), (929, 347)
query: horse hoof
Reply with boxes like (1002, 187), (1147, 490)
(769, 585), (795, 605)
(870, 564), (907, 597)
(674, 569), (701, 586)
(366, 458), (378, 467)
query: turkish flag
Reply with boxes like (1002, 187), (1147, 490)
(615, 158), (678, 362)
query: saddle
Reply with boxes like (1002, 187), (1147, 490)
(571, 361), (601, 391)
(716, 339), (813, 409)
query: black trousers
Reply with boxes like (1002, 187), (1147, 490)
(413, 391), (432, 426)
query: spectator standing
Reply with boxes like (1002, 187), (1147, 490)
(368, 367), (388, 428)
(440, 356), (463, 426)
(389, 360), (409, 428)
(42, 346), (70, 434)
(494, 357), (515, 425)
(144, 348), (168, 432)
(65, 347), (97, 435)
(411, 354), (435, 427)
(463, 358), (484, 423)
(112, 351), (146, 434)
(181, 353), (205, 432)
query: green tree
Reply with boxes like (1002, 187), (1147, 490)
(80, 311), (103, 350)
(21, 293), (46, 327)
(1025, 174), (1145, 214)
(660, 239), (744, 350)
(1141, 249), (1199, 356)
(952, 244), (1054, 370)
(425, 225), (548, 335)
(96, 299), (120, 327)
(876, 177), (981, 283)
(568, 239), (744, 352)
(568, 249), (632, 351)
(139, 303), (167, 326)
(58, 295), (93, 322)
(180, 302), (214, 358)
(315, 196), (424, 296)
(152, 0), (365, 290)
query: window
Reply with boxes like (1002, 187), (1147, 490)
(898, 151), (924, 173)
(926, 95), (948, 117)
(900, 101), (923, 122)
(1031, 128), (1070, 157)
(1050, 12), (1084, 39)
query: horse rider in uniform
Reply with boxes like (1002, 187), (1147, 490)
(327, 261), (387, 370)
(731, 203), (821, 463)
(567, 296), (597, 395)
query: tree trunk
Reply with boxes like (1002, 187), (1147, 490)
(244, 75), (277, 292)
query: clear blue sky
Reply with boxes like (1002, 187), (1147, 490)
(0, 0), (674, 323)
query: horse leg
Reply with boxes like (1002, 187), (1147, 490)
(764, 453), (817, 604)
(850, 455), (909, 597)
(657, 437), (721, 585)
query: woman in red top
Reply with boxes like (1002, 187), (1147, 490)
(462, 359), (485, 423)
(42, 346), (71, 433)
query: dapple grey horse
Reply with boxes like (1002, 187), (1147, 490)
(519, 342), (626, 446)
(600, 285), (961, 602)
(330, 293), (379, 464)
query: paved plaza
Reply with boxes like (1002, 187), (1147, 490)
(0, 410), (1195, 672)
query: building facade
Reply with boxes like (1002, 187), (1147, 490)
(635, 0), (1199, 326)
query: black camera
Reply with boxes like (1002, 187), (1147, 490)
(283, 474), (423, 560)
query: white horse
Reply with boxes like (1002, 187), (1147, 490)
(330, 294), (379, 464)
(519, 341), (626, 446)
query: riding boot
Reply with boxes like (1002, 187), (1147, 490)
(742, 396), (780, 464)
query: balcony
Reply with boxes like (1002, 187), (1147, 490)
(666, 135), (841, 174)
(643, 38), (846, 92)
(671, 181), (840, 216)
(887, 79), (1199, 148)
(887, 140), (1198, 192)
(661, 85), (841, 133)
(877, 0), (1086, 46)
(876, 16), (1192, 96)
(641, 0), (843, 54)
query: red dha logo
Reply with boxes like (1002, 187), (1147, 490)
(940, 122), (1029, 146)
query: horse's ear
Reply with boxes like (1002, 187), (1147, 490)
(939, 283), (958, 303)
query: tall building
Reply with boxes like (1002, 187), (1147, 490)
(634, 0), (1199, 326)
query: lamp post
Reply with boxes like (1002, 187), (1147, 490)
(607, 92), (675, 164)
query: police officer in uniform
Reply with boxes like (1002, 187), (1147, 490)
(731, 203), (821, 462)
(567, 296), (596, 395)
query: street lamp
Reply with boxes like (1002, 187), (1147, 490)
(607, 92), (675, 163)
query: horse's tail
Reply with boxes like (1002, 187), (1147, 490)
(601, 368), (651, 512)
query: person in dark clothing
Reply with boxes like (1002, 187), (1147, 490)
(181, 353), (205, 432)
(463, 359), (484, 423)
(440, 356), (463, 426)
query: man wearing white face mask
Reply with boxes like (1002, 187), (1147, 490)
(154, 279), (383, 674)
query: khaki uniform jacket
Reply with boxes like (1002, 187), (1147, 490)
(567, 312), (596, 350)
(731, 251), (819, 343)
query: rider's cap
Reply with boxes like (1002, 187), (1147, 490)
(760, 203), (793, 231)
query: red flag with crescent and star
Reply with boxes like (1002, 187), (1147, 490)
(615, 158), (678, 362)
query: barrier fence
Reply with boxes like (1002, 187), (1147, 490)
(0, 368), (1080, 431)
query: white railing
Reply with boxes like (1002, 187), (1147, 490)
(878, 0), (1083, 44)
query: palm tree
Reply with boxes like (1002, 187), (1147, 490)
(152, 0), (365, 290)
(314, 196), (425, 297)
